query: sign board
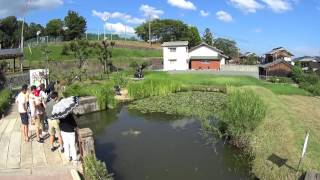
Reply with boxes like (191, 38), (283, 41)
(29, 69), (49, 87)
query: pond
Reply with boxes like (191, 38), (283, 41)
(77, 106), (250, 180)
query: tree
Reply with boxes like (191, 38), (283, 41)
(241, 54), (258, 65)
(214, 38), (238, 59)
(64, 10), (87, 41)
(202, 28), (213, 46)
(135, 19), (190, 43)
(45, 19), (64, 37)
(64, 40), (93, 81)
(0, 16), (20, 48)
(29, 23), (44, 39)
(96, 40), (115, 77)
(186, 26), (201, 47)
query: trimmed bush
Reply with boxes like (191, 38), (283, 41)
(0, 88), (10, 116)
(221, 87), (266, 148)
(83, 154), (113, 180)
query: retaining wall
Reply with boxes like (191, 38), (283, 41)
(73, 96), (101, 115)
(220, 64), (258, 72)
(6, 72), (30, 89)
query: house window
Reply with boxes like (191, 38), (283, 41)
(169, 48), (176, 52)
(201, 60), (210, 64)
(169, 59), (177, 64)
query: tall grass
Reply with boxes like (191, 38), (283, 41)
(0, 88), (10, 116)
(220, 87), (266, 148)
(128, 79), (182, 99)
(145, 72), (310, 96)
(83, 154), (113, 180)
(64, 82), (116, 109)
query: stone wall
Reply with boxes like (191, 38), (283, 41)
(220, 64), (258, 72)
(73, 96), (101, 115)
(6, 71), (30, 89)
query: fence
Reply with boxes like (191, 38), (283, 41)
(220, 64), (258, 72)
(6, 71), (30, 90)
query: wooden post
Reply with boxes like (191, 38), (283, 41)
(77, 128), (95, 158)
(13, 58), (15, 73)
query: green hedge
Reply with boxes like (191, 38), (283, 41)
(0, 88), (10, 116)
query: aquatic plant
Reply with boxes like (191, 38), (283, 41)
(83, 154), (113, 180)
(128, 79), (182, 99)
(220, 87), (266, 148)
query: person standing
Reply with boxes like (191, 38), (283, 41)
(46, 92), (64, 152)
(34, 90), (45, 143)
(16, 84), (29, 142)
(59, 113), (78, 162)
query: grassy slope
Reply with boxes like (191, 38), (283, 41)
(144, 72), (310, 96)
(24, 43), (162, 62)
(248, 87), (320, 179)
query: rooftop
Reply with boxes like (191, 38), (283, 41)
(265, 47), (294, 56)
(161, 41), (189, 47)
(259, 59), (292, 68)
(0, 48), (23, 60)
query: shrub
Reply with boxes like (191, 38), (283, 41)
(0, 88), (10, 116)
(83, 154), (113, 180)
(128, 79), (182, 99)
(112, 71), (129, 88)
(61, 43), (70, 56)
(64, 82), (116, 109)
(221, 87), (266, 148)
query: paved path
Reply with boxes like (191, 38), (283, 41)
(0, 104), (78, 179)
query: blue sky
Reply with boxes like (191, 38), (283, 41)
(1, 0), (320, 56)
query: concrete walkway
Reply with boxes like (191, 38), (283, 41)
(0, 104), (78, 179)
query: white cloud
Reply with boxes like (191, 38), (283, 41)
(261, 0), (292, 12)
(253, 28), (263, 33)
(229, 0), (264, 13)
(92, 10), (145, 24)
(167, 0), (196, 10)
(0, 0), (63, 17)
(139, 4), (164, 19)
(200, 10), (210, 17)
(104, 22), (135, 34)
(216, 11), (233, 22)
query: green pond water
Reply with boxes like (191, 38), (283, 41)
(77, 106), (250, 180)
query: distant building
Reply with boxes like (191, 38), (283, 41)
(293, 56), (320, 72)
(161, 41), (228, 71)
(264, 47), (294, 64)
(258, 59), (293, 78)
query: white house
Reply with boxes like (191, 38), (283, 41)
(161, 41), (189, 71)
(162, 41), (228, 71)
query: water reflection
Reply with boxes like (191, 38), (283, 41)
(78, 106), (251, 180)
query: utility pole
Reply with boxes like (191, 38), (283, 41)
(125, 25), (127, 41)
(149, 16), (151, 46)
(98, 29), (100, 41)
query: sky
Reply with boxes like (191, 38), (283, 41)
(0, 0), (320, 57)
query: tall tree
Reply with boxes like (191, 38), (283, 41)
(45, 19), (64, 37)
(186, 26), (201, 47)
(202, 28), (213, 46)
(29, 23), (44, 39)
(214, 38), (238, 59)
(64, 10), (87, 41)
(96, 40), (115, 77)
(0, 16), (20, 48)
(135, 19), (190, 43)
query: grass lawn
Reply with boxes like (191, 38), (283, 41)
(247, 86), (320, 179)
(144, 72), (310, 96)
(24, 43), (162, 62)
